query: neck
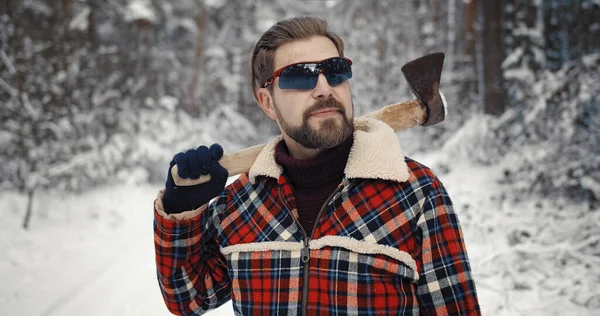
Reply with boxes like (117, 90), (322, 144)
(280, 134), (324, 159)
(275, 133), (354, 188)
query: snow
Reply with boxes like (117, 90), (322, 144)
(203, 0), (228, 9)
(123, 0), (158, 23)
(0, 51), (17, 74)
(69, 6), (91, 32)
(325, 1), (339, 8)
(2, 142), (598, 315)
(22, 0), (52, 17)
(158, 96), (179, 111)
(0, 184), (234, 316)
(504, 64), (536, 83)
(581, 176), (600, 194)
(177, 18), (199, 35)
(582, 53), (600, 67)
(0, 76), (17, 97)
(502, 46), (524, 69)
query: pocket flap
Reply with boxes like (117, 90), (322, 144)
(309, 235), (419, 281)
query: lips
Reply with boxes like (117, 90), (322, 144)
(303, 97), (346, 120)
(310, 108), (340, 117)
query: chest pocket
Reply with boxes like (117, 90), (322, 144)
(308, 235), (421, 314)
(309, 235), (419, 282)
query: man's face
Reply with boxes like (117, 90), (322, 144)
(260, 36), (354, 151)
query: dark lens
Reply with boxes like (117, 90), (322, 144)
(321, 58), (352, 86)
(279, 63), (319, 90)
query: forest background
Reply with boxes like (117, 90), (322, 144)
(1, 0), (599, 314)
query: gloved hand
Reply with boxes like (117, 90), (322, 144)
(162, 144), (228, 214)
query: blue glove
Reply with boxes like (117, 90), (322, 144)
(162, 144), (228, 214)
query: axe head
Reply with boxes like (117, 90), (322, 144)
(401, 52), (446, 126)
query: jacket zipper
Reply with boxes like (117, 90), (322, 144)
(280, 184), (343, 315)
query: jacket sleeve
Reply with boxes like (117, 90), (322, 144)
(415, 179), (481, 315)
(153, 190), (231, 316)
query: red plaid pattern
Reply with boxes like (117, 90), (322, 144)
(154, 155), (480, 315)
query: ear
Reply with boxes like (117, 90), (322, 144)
(257, 88), (277, 120)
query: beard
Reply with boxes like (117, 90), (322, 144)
(274, 97), (354, 150)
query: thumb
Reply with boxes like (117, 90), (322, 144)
(208, 160), (229, 184)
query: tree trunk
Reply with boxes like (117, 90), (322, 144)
(481, 0), (506, 116)
(22, 189), (35, 230)
(446, 0), (456, 84)
(464, 0), (477, 57)
(432, 0), (440, 30)
(457, 0), (479, 106)
(88, 2), (97, 47)
(186, 8), (207, 116)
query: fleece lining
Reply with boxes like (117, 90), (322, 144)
(249, 117), (409, 183)
(219, 235), (418, 280)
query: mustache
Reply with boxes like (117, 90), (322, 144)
(303, 98), (345, 119)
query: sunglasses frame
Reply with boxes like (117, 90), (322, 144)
(262, 56), (353, 89)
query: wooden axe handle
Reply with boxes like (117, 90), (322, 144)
(173, 99), (426, 186)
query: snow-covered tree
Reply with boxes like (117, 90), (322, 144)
(0, 0), (158, 228)
(2, 0), (597, 232)
(493, 0), (600, 206)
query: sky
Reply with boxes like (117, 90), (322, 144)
(1, 141), (597, 315)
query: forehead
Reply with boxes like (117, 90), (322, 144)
(273, 36), (340, 70)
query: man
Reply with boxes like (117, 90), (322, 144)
(154, 16), (480, 315)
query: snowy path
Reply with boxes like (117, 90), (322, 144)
(0, 185), (235, 316)
(37, 222), (235, 316)
(39, 233), (163, 315)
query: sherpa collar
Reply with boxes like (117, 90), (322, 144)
(248, 117), (409, 183)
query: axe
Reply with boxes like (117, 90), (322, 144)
(173, 52), (447, 186)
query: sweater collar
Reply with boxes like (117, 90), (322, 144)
(274, 133), (353, 188)
(248, 117), (409, 183)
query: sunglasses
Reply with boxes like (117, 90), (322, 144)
(263, 57), (353, 90)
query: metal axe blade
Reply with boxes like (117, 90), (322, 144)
(401, 52), (446, 126)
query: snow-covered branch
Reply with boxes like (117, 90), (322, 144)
(0, 76), (17, 97)
(1, 50), (16, 74)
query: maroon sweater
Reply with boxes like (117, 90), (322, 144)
(274, 135), (353, 233)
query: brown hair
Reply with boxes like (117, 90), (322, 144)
(250, 16), (345, 103)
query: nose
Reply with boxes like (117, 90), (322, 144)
(311, 73), (333, 99)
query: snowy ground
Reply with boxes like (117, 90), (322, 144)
(1, 150), (598, 315)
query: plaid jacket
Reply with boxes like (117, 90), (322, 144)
(154, 118), (480, 315)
